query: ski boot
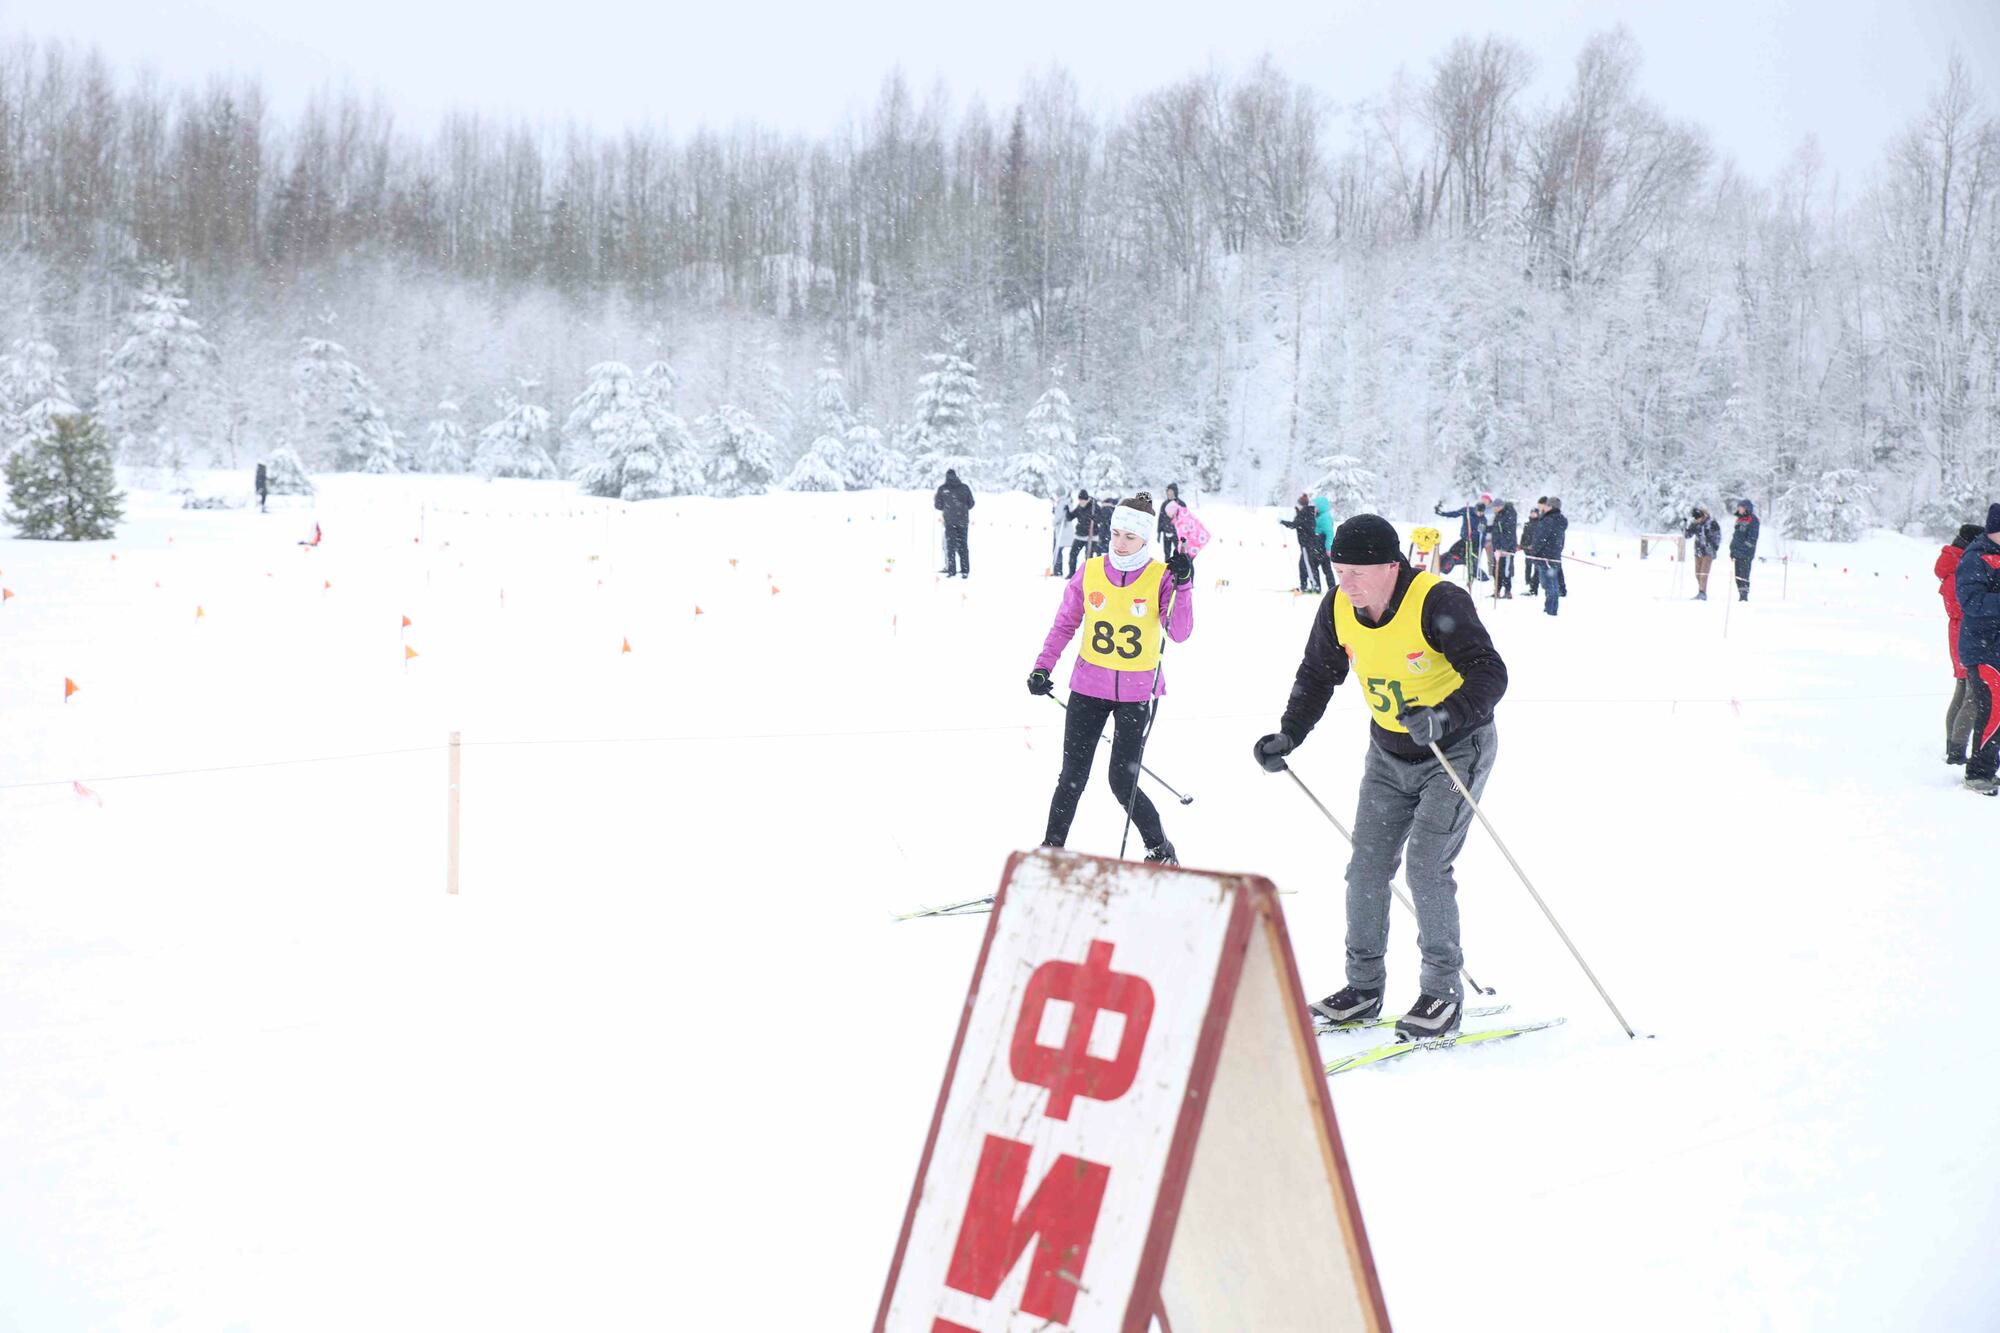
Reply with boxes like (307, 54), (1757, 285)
(1394, 994), (1463, 1040)
(1143, 840), (1178, 866)
(1308, 985), (1383, 1027)
(1965, 775), (1999, 796)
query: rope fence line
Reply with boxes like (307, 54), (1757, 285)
(0, 689), (1946, 796)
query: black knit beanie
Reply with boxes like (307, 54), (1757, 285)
(1329, 514), (1402, 564)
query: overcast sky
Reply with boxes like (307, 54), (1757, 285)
(5, 0), (1997, 189)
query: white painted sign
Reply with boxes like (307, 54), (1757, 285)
(877, 848), (1389, 1333)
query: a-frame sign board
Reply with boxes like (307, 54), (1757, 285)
(876, 848), (1392, 1332)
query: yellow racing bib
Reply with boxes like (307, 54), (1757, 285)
(1332, 571), (1466, 732)
(1079, 557), (1167, 671)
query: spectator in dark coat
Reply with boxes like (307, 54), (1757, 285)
(1489, 501), (1519, 598)
(254, 462), (269, 512)
(1158, 483), (1184, 561)
(1091, 496), (1115, 556)
(1279, 494), (1332, 593)
(1684, 506), (1722, 599)
(1064, 490), (1096, 575)
(1529, 496), (1569, 616)
(1955, 503), (2000, 792)
(1941, 523), (1982, 764)
(1520, 501), (1544, 594)
(934, 469), (975, 577)
(1729, 499), (1760, 601)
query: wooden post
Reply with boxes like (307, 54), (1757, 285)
(447, 731), (461, 896)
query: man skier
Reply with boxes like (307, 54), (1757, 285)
(1956, 503), (2000, 795)
(1251, 514), (1509, 1039)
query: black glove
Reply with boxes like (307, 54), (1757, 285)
(1027, 668), (1054, 696)
(1400, 705), (1448, 748)
(1166, 552), (1193, 585)
(1433, 502), (1445, 516)
(1253, 733), (1295, 772)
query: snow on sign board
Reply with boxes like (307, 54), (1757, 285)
(876, 848), (1390, 1333)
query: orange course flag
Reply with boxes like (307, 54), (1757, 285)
(196, 606), (205, 619)
(401, 615), (412, 628)
(323, 579), (332, 590)
(2, 588), (12, 602)
(64, 677), (78, 700)
(404, 645), (419, 661)
(621, 637), (632, 654)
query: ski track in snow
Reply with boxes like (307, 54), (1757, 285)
(1, 477), (1995, 1330)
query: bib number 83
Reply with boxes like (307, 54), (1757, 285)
(1364, 677), (1412, 715)
(1091, 620), (1144, 659)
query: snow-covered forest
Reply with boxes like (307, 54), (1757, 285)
(0, 29), (1995, 533)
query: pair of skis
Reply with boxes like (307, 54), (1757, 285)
(1315, 1003), (1565, 1076)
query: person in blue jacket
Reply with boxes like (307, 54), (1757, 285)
(1313, 495), (1335, 559)
(1529, 496), (1568, 615)
(1956, 502), (2000, 794)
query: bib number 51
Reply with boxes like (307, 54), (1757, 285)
(1364, 677), (1411, 715)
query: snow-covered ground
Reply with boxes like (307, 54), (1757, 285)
(2, 477), (1993, 1330)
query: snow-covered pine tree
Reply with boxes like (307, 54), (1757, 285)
(1079, 435), (1128, 495)
(636, 361), (705, 496)
(419, 397), (469, 474)
(92, 263), (220, 469)
(1309, 453), (1378, 514)
(700, 403), (777, 497)
(293, 336), (399, 472)
(3, 411), (124, 540)
(1780, 468), (1872, 541)
(1008, 366), (1079, 496)
(783, 433), (847, 491)
(812, 353), (855, 436)
(567, 361), (676, 500)
(841, 423), (908, 490)
(905, 338), (989, 485)
(263, 444), (316, 496)
(472, 384), (558, 480)
(0, 334), (78, 465)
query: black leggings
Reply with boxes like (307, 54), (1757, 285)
(1044, 693), (1166, 851)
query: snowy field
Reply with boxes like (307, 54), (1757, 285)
(2, 476), (1995, 1331)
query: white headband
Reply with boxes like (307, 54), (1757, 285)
(1110, 505), (1153, 541)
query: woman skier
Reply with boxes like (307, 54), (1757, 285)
(1027, 493), (1195, 864)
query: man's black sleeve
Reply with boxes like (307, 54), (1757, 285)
(1420, 582), (1508, 733)
(1279, 593), (1350, 744)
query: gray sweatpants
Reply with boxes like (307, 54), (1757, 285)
(1343, 723), (1498, 1003)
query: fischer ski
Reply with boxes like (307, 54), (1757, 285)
(892, 895), (995, 921)
(1314, 1004), (1509, 1035)
(1324, 1018), (1567, 1077)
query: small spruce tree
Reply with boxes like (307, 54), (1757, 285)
(4, 411), (125, 540)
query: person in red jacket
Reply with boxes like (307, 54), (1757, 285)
(1942, 523), (1983, 764)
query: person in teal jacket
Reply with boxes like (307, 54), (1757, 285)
(1313, 495), (1335, 556)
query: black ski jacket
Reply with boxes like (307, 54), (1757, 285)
(1279, 563), (1508, 763)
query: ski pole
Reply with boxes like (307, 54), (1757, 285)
(1422, 738), (1637, 1037)
(1050, 696), (1193, 804)
(1279, 763), (1495, 997)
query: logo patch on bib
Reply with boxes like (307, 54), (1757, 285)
(1129, 597), (1149, 618)
(1087, 590), (1106, 610)
(1406, 651), (1430, 674)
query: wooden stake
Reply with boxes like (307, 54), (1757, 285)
(447, 731), (461, 896)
